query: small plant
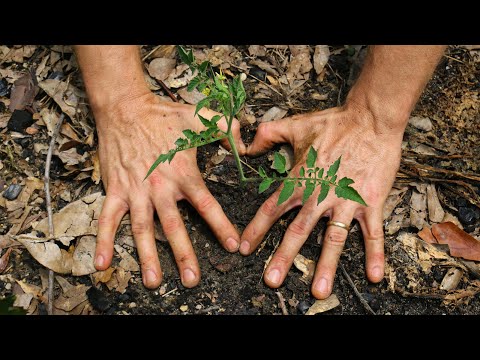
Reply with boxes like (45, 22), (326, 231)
(145, 46), (367, 207)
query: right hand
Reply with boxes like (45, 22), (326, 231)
(93, 92), (246, 289)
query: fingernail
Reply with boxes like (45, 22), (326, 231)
(95, 255), (104, 268)
(144, 269), (157, 287)
(240, 241), (250, 254)
(183, 268), (196, 284)
(266, 269), (280, 284)
(372, 266), (382, 279)
(226, 237), (239, 252)
(316, 278), (329, 294)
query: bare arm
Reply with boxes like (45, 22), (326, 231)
(242, 45), (446, 299)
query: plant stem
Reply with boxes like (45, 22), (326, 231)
(227, 133), (246, 181)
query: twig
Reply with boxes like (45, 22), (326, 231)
(276, 291), (289, 315)
(161, 287), (178, 297)
(196, 305), (221, 314)
(44, 113), (65, 315)
(142, 45), (162, 61)
(154, 78), (179, 103)
(444, 54), (464, 64)
(339, 262), (376, 315)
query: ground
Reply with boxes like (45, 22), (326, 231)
(0, 45), (479, 315)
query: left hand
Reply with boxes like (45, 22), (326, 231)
(240, 104), (404, 299)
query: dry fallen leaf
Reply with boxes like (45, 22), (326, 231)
(114, 267), (132, 294)
(177, 87), (206, 105)
(91, 267), (115, 286)
(426, 184), (445, 223)
(383, 187), (408, 220)
(54, 284), (90, 312)
(38, 79), (85, 120)
(9, 71), (37, 112)
(148, 58), (177, 81)
(410, 185), (427, 230)
(293, 254), (315, 284)
(248, 45), (266, 57)
(114, 245), (140, 272)
(0, 248), (12, 274)
(13, 293), (33, 310)
(305, 294), (340, 315)
(260, 106), (288, 123)
(72, 236), (97, 276)
(418, 226), (437, 244)
(15, 280), (46, 302)
(35, 192), (105, 238)
(432, 222), (480, 261)
(286, 45), (312, 86)
(313, 45), (330, 78)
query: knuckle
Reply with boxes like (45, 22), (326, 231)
(148, 173), (164, 187)
(325, 230), (346, 247)
(365, 227), (385, 243)
(288, 219), (308, 238)
(261, 197), (278, 217)
(131, 221), (152, 236)
(273, 251), (291, 267)
(97, 215), (111, 227)
(177, 253), (192, 265)
(195, 193), (216, 214)
(140, 255), (158, 267)
(256, 123), (270, 138)
(162, 214), (181, 235)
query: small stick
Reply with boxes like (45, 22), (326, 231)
(155, 78), (179, 103)
(142, 45), (162, 61)
(276, 291), (289, 315)
(44, 113), (65, 315)
(339, 262), (376, 315)
(161, 287), (178, 297)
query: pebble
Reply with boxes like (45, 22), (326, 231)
(5, 283), (11, 290)
(86, 287), (111, 312)
(128, 302), (137, 308)
(297, 300), (311, 314)
(25, 126), (39, 135)
(180, 304), (188, 312)
(7, 110), (34, 133)
(2, 184), (22, 200)
(249, 67), (266, 81)
(458, 206), (480, 226)
(408, 116), (433, 132)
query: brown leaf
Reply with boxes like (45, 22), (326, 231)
(260, 106), (288, 123)
(418, 226), (437, 244)
(38, 79), (85, 120)
(426, 184), (445, 223)
(410, 185), (427, 230)
(248, 45), (266, 57)
(293, 254), (315, 284)
(114, 245), (140, 272)
(54, 284), (90, 312)
(0, 247), (12, 274)
(148, 58), (177, 81)
(151, 45), (177, 59)
(15, 280), (46, 302)
(9, 71), (38, 112)
(177, 87), (206, 105)
(305, 294), (340, 315)
(91, 267), (115, 286)
(72, 236), (97, 276)
(286, 45), (312, 85)
(313, 45), (330, 77)
(114, 267), (131, 294)
(383, 187), (408, 220)
(432, 222), (480, 261)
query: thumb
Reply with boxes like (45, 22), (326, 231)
(247, 118), (292, 156)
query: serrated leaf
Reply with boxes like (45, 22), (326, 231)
(338, 177), (354, 187)
(306, 146), (317, 168)
(302, 181), (315, 204)
(198, 114), (212, 128)
(195, 96), (211, 115)
(259, 166), (267, 178)
(330, 175), (337, 183)
(182, 129), (196, 140)
(317, 182), (330, 205)
(211, 115), (222, 125)
(177, 46), (194, 68)
(174, 138), (188, 147)
(145, 151), (174, 180)
(299, 167), (305, 177)
(327, 156), (341, 178)
(187, 76), (201, 92)
(318, 168), (324, 178)
(199, 60), (209, 73)
(278, 180), (295, 205)
(273, 152), (287, 174)
(231, 76), (246, 116)
(335, 185), (367, 206)
(259, 178), (274, 194)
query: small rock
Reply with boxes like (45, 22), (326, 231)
(128, 302), (137, 308)
(458, 206), (480, 226)
(297, 300), (311, 314)
(25, 126), (38, 135)
(5, 283), (11, 290)
(180, 304), (188, 312)
(86, 287), (111, 312)
(7, 110), (34, 133)
(2, 184), (22, 200)
(249, 67), (266, 81)
(408, 116), (433, 132)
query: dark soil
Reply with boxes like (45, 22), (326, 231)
(1, 45), (479, 315)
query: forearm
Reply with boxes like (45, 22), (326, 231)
(74, 45), (150, 114)
(346, 45), (446, 133)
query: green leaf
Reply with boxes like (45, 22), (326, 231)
(259, 178), (274, 194)
(144, 152), (172, 180)
(177, 46), (194, 68)
(195, 96), (211, 115)
(198, 60), (209, 73)
(273, 152), (287, 174)
(318, 168), (324, 178)
(302, 180), (315, 204)
(187, 76), (201, 92)
(306, 146), (317, 168)
(278, 180), (295, 205)
(211, 115), (222, 125)
(317, 182), (330, 204)
(174, 138), (188, 147)
(259, 166), (267, 178)
(0, 295), (27, 315)
(330, 175), (337, 183)
(299, 167), (305, 177)
(182, 129), (196, 140)
(198, 114), (212, 128)
(327, 156), (341, 178)
(338, 177), (354, 187)
(335, 185), (367, 206)
(231, 76), (246, 116)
